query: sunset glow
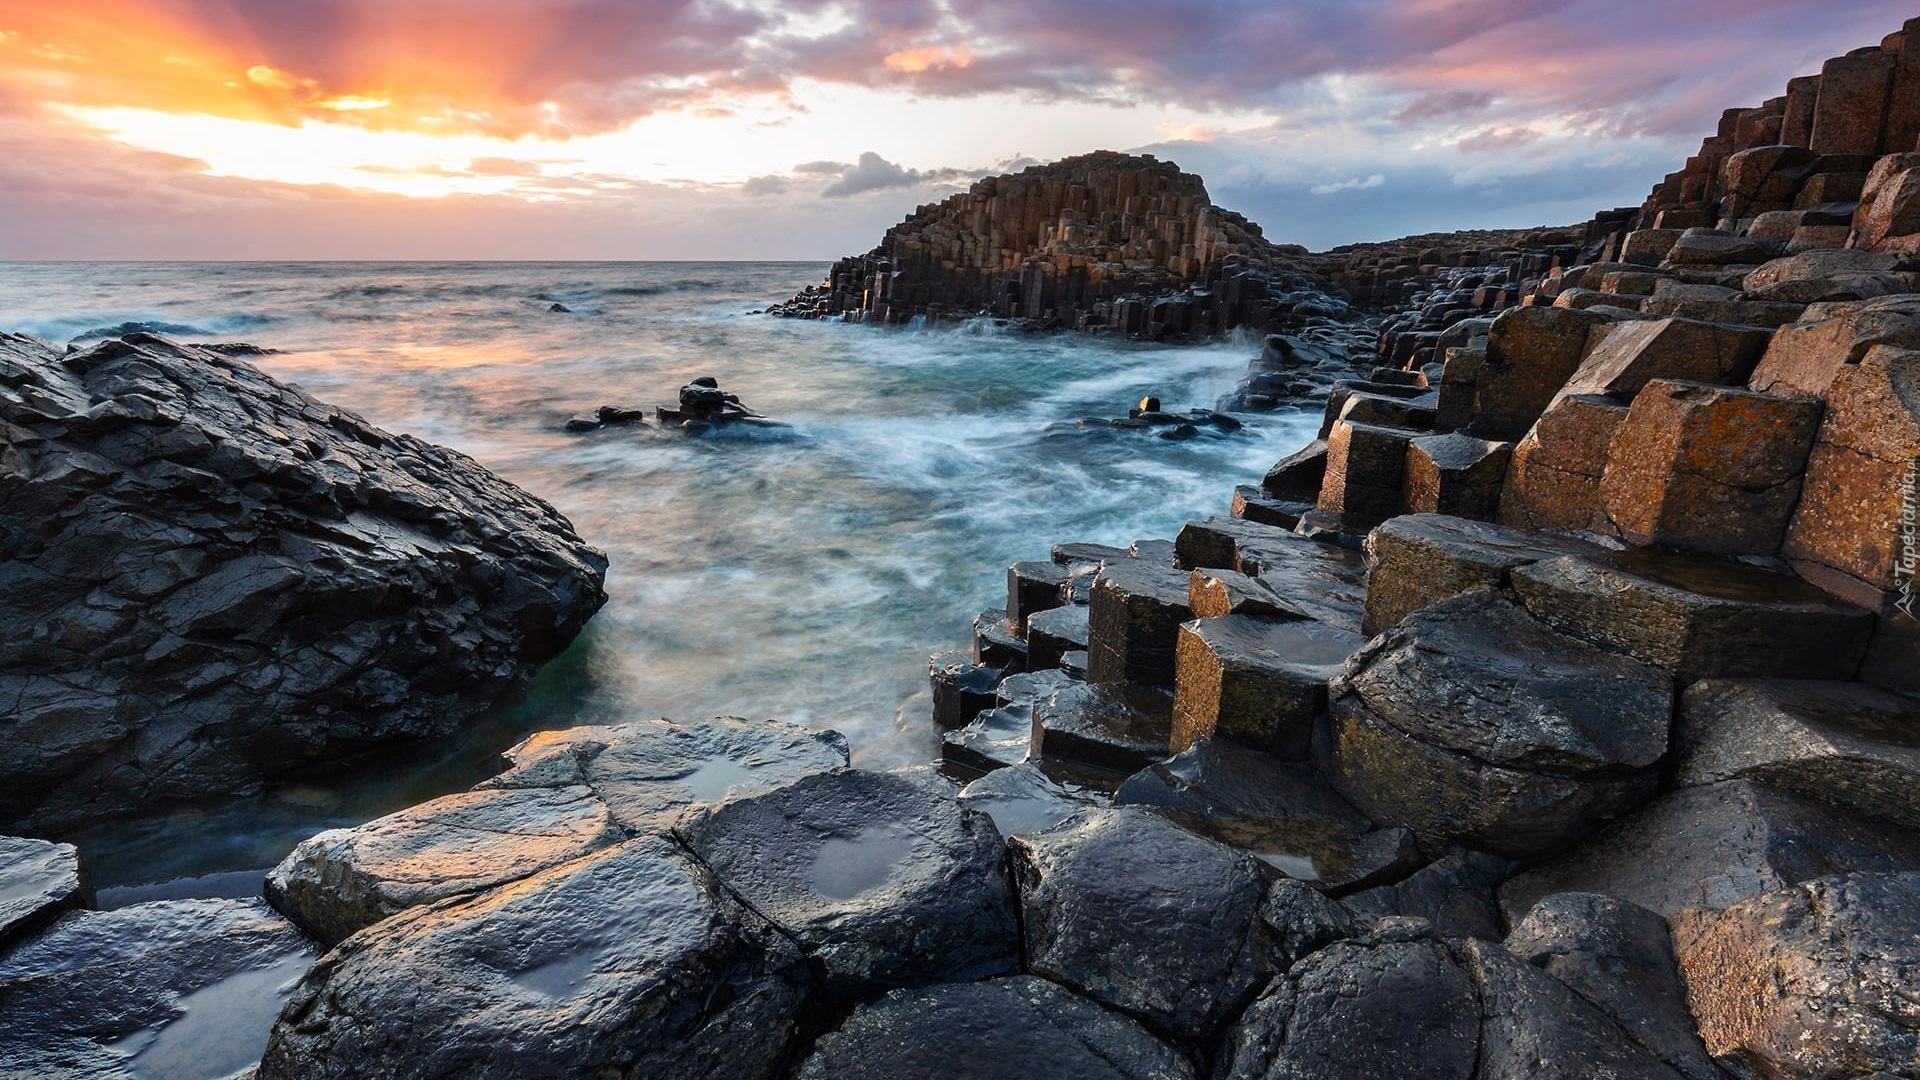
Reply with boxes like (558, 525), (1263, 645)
(0, 1), (1913, 258)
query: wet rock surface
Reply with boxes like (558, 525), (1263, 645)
(0, 332), (609, 832)
(676, 768), (1019, 997)
(1, 898), (319, 1080)
(1009, 807), (1275, 1043)
(1343, 848), (1516, 942)
(0, 835), (89, 949)
(258, 837), (808, 1080)
(792, 975), (1197, 1080)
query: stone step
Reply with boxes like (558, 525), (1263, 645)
(1174, 517), (1367, 633)
(1006, 560), (1067, 635)
(1362, 513), (1610, 636)
(1086, 559), (1193, 686)
(941, 703), (1036, 776)
(1675, 678), (1920, 829)
(1172, 614), (1363, 759)
(928, 652), (1002, 730)
(1025, 603), (1090, 671)
(1026, 677), (1175, 774)
(1511, 550), (1876, 682)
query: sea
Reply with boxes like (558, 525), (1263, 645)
(0, 261), (1322, 897)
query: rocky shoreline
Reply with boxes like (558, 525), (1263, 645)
(6, 19), (1920, 1080)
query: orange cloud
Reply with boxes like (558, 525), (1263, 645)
(882, 44), (974, 74)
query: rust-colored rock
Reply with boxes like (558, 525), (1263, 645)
(1597, 380), (1823, 555)
(1559, 318), (1770, 404)
(1402, 432), (1510, 521)
(1498, 395), (1630, 533)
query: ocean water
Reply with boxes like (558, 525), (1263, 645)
(0, 261), (1321, 889)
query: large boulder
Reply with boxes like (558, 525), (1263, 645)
(2, 898), (319, 1080)
(1459, 935), (1686, 1080)
(0, 332), (608, 832)
(1672, 871), (1920, 1079)
(1217, 921), (1481, 1080)
(1323, 590), (1671, 860)
(259, 837), (809, 1080)
(676, 769), (1019, 998)
(792, 975), (1196, 1080)
(1009, 807), (1275, 1043)
(1497, 393), (1631, 532)
(1505, 892), (1723, 1080)
(1467, 306), (1617, 440)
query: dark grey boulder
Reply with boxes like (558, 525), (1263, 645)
(1675, 679), (1920, 829)
(1322, 590), (1671, 860)
(1500, 780), (1920, 920)
(1008, 807), (1274, 1043)
(1505, 892), (1724, 1080)
(1114, 741), (1419, 893)
(1343, 848), (1517, 942)
(0, 835), (90, 949)
(258, 836), (807, 1080)
(1217, 921), (1481, 1080)
(1, 898), (319, 1080)
(266, 783), (623, 947)
(1461, 936), (1685, 1080)
(0, 332), (608, 832)
(1259, 878), (1362, 965)
(1671, 871), (1920, 1080)
(480, 714), (849, 835)
(675, 769), (1018, 997)
(792, 975), (1196, 1080)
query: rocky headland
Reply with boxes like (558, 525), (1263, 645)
(6, 19), (1920, 1080)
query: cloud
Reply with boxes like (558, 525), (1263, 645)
(1456, 126), (1540, 153)
(818, 151), (967, 198)
(741, 173), (789, 196)
(1392, 89), (1493, 125)
(1310, 174), (1386, 195)
(794, 159), (853, 175)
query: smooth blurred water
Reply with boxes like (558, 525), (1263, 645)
(0, 261), (1320, 887)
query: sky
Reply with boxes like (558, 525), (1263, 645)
(0, 1), (1912, 260)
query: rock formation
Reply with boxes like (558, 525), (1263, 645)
(770, 150), (1338, 336)
(0, 331), (608, 832)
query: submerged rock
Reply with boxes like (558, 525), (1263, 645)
(259, 837), (808, 1080)
(0, 332), (609, 832)
(794, 975), (1196, 1080)
(1009, 807), (1275, 1044)
(1, 898), (319, 1080)
(675, 769), (1019, 998)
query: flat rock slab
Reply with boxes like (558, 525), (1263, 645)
(0, 333), (609, 832)
(265, 783), (623, 947)
(942, 703), (1036, 774)
(1030, 678), (1176, 774)
(0, 835), (89, 949)
(1506, 892), (1722, 1080)
(1027, 603), (1091, 671)
(1174, 518), (1368, 633)
(1677, 678), (1920, 829)
(793, 975), (1196, 1080)
(676, 769), (1018, 997)
(482, 715), (850, 834)
(1116, 742), (1418, 893)
(1217, 924), (1482, 1080)
(1325, 590), (1671, 860)
(1, 898), (319, 1080)
(1500, 779), (1920, 921)
(958, 762), (1105, 838)
(1361, 514), (1610, 636)
(1171, 614), (1360, 759)
(1672, 871), (1920, 1080)
(258, 837), (807, 1080)
(1010, 807), (1275, 1044)
(1512, 551), (1875, 683)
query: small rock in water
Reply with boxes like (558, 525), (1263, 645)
(547, 302), (572, 313)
